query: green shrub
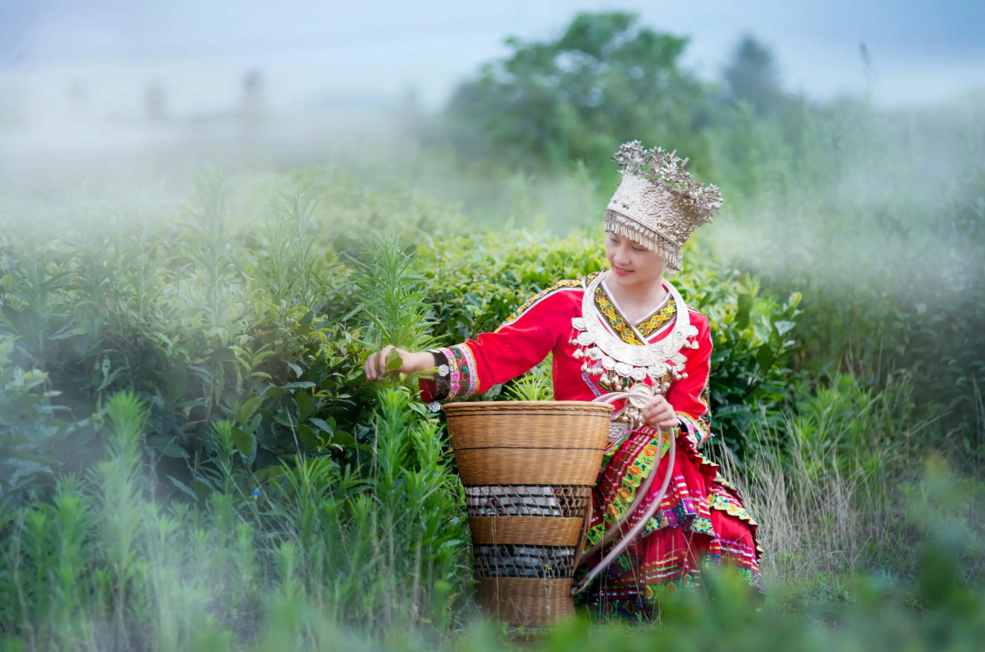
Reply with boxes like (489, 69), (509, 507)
(0, 336), (76, 505)
(699, 90), (985, 444)
(0, 173), (802, 506)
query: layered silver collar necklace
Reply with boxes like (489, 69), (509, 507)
(570, 271), (699, 393)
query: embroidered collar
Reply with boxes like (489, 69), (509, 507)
(593, 280), (676, 344)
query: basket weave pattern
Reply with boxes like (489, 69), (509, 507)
(444, 401), (613, 627)
(465, 485), (591, 517)
(474, 544), (575, 579)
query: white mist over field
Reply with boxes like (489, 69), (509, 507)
(0, 0), (982, 235)
(4, 0), (983, 120)
(3, 1), (983, 158)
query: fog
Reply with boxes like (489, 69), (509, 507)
(1, 1), (982, 227)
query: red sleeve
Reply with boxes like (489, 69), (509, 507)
(419, 284), (579, 403)
(665, 311), (713, 447)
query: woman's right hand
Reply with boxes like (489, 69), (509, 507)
(363, 346), (434, 381)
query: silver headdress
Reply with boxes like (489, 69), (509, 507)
(604, 141), (723, 271)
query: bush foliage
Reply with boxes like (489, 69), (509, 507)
(0, 175), (800, 505)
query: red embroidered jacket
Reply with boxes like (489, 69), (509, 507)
(420, 273), (713, 447)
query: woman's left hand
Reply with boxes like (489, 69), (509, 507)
(641, 395), (678, 431)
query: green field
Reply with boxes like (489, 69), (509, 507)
(1, 12), (984, 652)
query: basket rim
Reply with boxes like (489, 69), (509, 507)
(442, 400), (613, 414)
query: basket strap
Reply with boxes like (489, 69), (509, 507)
(572, 429), (676, 596)
(590, 385), (653, 409)
(577, 436), (660, 561)
(582, 389), (663, 556)
(572, 389), (678, 595)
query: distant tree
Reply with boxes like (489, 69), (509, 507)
(444, 12), (714, 178)
(241, 70), (267, 124)
(68, 81), (87, 117)
(145, 82), (166, 121)
(723, 35), (784, 115)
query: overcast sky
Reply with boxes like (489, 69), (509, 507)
(2, 0), (983, 120)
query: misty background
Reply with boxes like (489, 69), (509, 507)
(5, 0), (985, 116)
(2, 1), (983, 190)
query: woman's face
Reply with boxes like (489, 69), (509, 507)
(604, 231), (667, 290)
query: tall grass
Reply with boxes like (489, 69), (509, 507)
(0, 226), (470, 651)
(349, 230), (437, 354)
(710, 372), (985, 606)
(257, 185), (324, 313)
(0, 388), (467, 651)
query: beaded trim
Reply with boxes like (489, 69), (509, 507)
(637, 298), (677, 337)
(593, 290), (646, 345)
(676, 412), (706, 448)
(433, 346), (461, 398)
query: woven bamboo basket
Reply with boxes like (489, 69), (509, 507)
(443, 401), (614, 627)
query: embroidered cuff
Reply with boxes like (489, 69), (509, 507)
(446, 344), (479, 397)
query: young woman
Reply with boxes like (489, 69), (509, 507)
(364, 141), (764, 617)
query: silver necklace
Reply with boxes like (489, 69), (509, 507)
(570, 271), (698, 393)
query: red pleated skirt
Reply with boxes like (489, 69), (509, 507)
(576, 426), (764, 617)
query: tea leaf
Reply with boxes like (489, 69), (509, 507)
(386, 348), (403, 372)
(230, 428), (253, 456)
(238, 397), (263, 425)
(296, 392), (313, 423)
